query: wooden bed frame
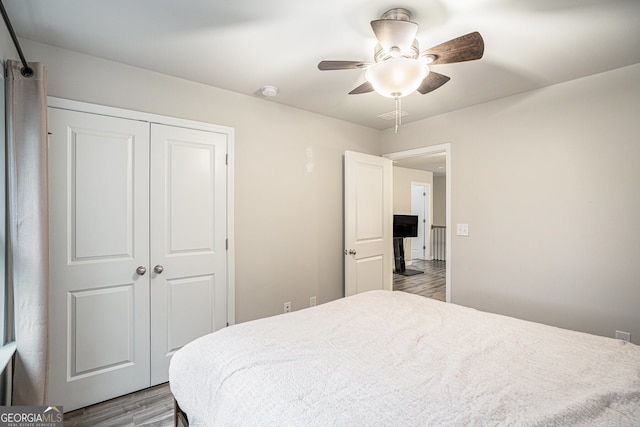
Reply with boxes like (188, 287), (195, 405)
(174, 398), (189, 427)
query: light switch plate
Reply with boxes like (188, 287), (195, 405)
(456, 224), (469, 236)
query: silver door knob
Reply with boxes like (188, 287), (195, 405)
(136, 266), (147, 275)
(154, 264), (164, 274)
(348, 249), (357, 255)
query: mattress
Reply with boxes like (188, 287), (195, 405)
(169, 290), (640, 426)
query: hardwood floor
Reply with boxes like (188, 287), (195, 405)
(63, 383), (178, 427)
(393, 259), (446, 302)
(63, 263), (446, 425)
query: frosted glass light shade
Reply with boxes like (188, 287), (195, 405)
(366, 58), (429, 98)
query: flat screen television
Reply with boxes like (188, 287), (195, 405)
(393, 215), (419, 238)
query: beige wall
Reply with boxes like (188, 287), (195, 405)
(381, 64), (640, 344)
(433, 176), (446, 226)
(392, 167), (433, 214)
(0, 33), (17, 62)
(20, 40), (381, 323)
(7, 37), (639, 345)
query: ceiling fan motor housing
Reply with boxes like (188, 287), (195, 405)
(373, 8), (420, 62)
(380, 8), (412, 21)
(375, 39), (420, 62)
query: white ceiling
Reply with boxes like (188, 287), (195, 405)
(393, 152), (447, 177)
(4, 0), (640, 130)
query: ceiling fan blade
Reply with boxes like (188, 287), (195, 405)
(421, 32), (484, 65)
(349, 81), (374, 95)
(370, 19), (418, 52)
(417, 71), (451, 95)
(318, 60), (370, 71)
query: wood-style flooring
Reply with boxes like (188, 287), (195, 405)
(64, 260), (446, 426)
(63, 383), (177, 427)
(393, 259), (446, 302)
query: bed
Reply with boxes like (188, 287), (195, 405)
(169, 290), (640, 426)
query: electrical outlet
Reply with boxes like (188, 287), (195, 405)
(284, 302), (291, 313)
(615, 330), (631, 342)
(310, 296), (316, 307)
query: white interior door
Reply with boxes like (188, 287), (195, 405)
(47, 108), (151, 411)
(344, 151), (392, 296)
(149, 124), (228, 385)
(411, 183), (429, 260)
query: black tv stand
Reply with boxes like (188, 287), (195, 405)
(393, 237), (424, 276)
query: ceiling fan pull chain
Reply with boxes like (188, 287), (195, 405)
(395, 96), (401, 134)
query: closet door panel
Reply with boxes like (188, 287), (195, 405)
(165, 275), (215, 352)
(70, 285), (135, 375)
(73, 131), (133, 259)
(48, 108), (151, 411)
(150, 124), (228, 385)
(167, 142), (215, 252)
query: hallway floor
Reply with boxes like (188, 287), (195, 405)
(393, 259), (446, 302)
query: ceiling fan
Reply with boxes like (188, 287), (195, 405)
(318, 8), (484, 100)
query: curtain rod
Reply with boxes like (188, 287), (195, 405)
(0, 0), (33, 77)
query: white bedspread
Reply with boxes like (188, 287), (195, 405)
(170, 290), (640, 426)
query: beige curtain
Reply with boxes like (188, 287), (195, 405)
(5, 60), (49, 405)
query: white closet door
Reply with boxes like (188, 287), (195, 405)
(149, 124), (228, 385)
(47, 108), (151, 411)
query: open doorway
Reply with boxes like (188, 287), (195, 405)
(384, 144), (451, 303)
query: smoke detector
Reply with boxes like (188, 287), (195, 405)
(260, 85), (278, 97)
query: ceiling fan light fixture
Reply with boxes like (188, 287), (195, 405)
(365, 58), (429, 98)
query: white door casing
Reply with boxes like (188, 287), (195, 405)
(344, 151), (393, 296)
(47, 108), (151, 410)
(149, 124), (228, 385)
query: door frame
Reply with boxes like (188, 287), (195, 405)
(48, 97), (236, 325)
(383, 144), (451, 302)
